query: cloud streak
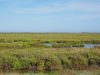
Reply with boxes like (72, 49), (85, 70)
(1, 0), (100, 14)
(15, 1), (100, 14)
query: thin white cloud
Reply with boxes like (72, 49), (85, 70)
(15, 2), (100, 14)
(3, 0), (100, 20)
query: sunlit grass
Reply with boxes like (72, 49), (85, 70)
(0, 33), (100, 74)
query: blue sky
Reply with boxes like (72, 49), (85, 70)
(0, 0), (100, 32)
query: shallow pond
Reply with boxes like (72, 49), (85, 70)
(44, 43), (100, 48)
(84, 44), (100, 48)
(43, 43), (52, 47)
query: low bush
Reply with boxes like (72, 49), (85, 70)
(0, 48), (99, 72)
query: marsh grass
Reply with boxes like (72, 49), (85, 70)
(0, 33), (100, 73)
(0, 48), (100, 72)
(0, 33), (100, 49)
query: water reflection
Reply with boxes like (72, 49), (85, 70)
(44, 43), (100, 48)
(84, 44), (100, 48)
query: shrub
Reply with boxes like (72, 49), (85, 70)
(88, 56), (100, 67)
(68, 55), (88, 69)
(36, 60), (45, 71)
(56, 54), (72, 69)
(45, 55), (62, 71)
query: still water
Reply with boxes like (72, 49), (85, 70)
(84, 44), (100, 48)
(44, 43), (100, 48)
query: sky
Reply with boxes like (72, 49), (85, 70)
(0, 0), (100, 32)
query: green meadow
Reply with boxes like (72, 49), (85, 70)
(0, 33), (100, 75)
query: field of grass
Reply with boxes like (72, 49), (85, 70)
(0, 48), (100, 72)
(0, 33), (100, 42)
(0, 33), (100, 74)
(0, 33), (100, 49)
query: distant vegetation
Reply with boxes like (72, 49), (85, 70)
(0, 33), (100, 49)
